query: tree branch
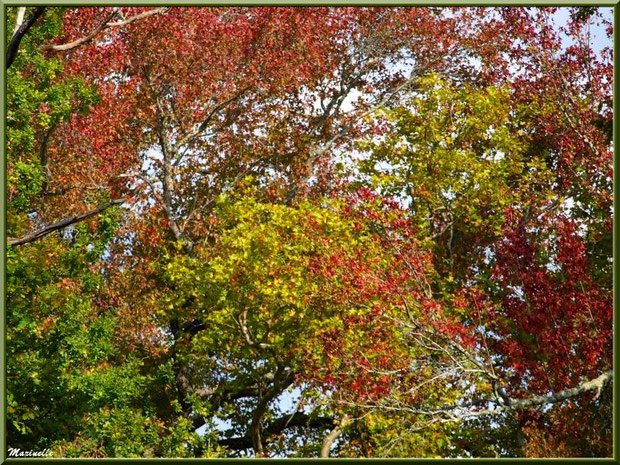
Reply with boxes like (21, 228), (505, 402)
(238, 310), (273, 351)
(7, 7), (46, 68)
(342, 370), (613, 426)
(41, 8), (169, 52)
(249, 365), (292, 456)
(218, 413), (335, 452)
(107, 7), (169, 27)
(320, 414), (350, 458)
(39, 124), (56, 194)
(42, 12), (117, 52)
(434, 370), (613, 422)
(283, 69), (421, 205)
(7, 199), (124, 247)
(501, 370), (613, 413)
(12, 7), (26, 37)
(191, 371), (297, 433)
(146, 75), (194, 254)
(174, 89), (247, 152)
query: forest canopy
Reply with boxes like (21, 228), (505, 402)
(5, 6), (613, 458)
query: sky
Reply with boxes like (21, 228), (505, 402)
(553, 7), (613, 54)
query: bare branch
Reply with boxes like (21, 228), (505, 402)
(499, 370), (613, 413)
(12, 7), (26, 37)
(174, 89), (247, 151)
(238, 310), (273, 350)
(337, 370), (613, 426)
(107, 7), (169, 27)
(145, 74), (194, 254)
(42, 12), (116, 52)
(320, 414), (350, 458)
(426, 370), (614, 423)
(42, 8), (169, 52)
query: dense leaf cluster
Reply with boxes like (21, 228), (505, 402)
(6, 6), (612, 458)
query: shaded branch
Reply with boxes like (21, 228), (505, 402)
(249, 365), (292, 456)
(7, 199), (124, 247)
(39, 124), (56, 194)
(218, 413), (335, 452)
(7, 7), (46, 68)
(191, 371), (297, 432)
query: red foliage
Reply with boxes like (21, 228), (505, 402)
(489, 209), (612, 394)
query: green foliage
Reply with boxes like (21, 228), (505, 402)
(6, 224), (160, 456)
(6, 9), (151, 455)
(7, 8), (98, 156)
(7, 7), (100, 235)
(8, 162), (45, 212)
(357, 74), (553, 279)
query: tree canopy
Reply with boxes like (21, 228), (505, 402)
(6, 6), (613, 458)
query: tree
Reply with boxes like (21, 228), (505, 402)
(352, 7), (612, 457)
(6, 6), (613, 458)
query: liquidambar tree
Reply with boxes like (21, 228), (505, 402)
(6, 6), (613, 458)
